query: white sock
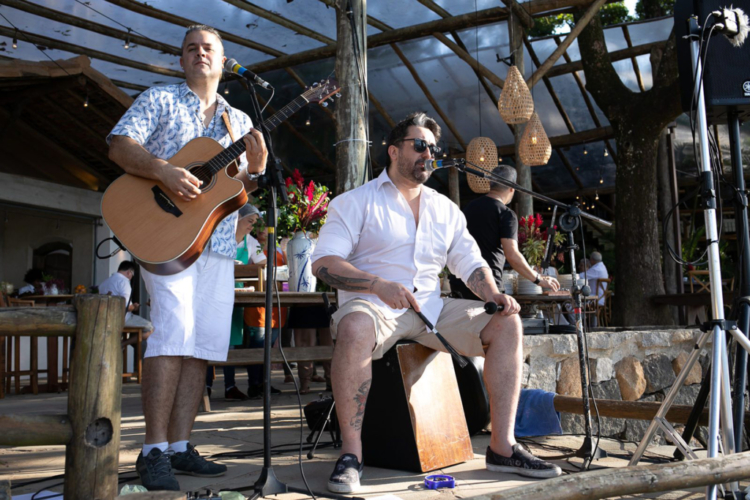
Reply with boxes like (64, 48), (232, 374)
(142, 442), (168, 456)
(168, 440), (189, 454)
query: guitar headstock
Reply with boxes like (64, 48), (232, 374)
(303, 78), (341, 107)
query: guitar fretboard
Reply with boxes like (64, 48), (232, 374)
(203, 94), (311, 176)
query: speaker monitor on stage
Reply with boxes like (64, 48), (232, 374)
(675, 0), (750, 122)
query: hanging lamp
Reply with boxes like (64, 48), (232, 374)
(519, 113), (551, 166)
(498, 65), (534, 124)
(466, 137), (498, 193)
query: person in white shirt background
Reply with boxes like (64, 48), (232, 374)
(18, 268), (44, 296)
(98, 260), (154, 334)
(580, 251), (609, 306)
(311, 112), (562, 494)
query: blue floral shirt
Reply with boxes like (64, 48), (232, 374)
(107, 82), (253, 259)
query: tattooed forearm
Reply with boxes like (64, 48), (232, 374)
(315, 266), (371, 291)
(349, 378), (372, 431)
(466, 267), (493, 301)
(369, 277), (380, 293)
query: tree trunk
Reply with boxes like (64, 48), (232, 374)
(334, 0), (368, 194)
(612, 123), (673, 326)
(510, 13), (533, 218)
(575, 13), (682, 326)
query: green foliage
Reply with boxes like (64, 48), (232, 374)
(635, 0), (674, 20)
(528, 2), (633, 38)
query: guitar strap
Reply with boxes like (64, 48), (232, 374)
(221, 111), (240, 176)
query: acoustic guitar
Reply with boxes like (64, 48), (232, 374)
(101, 79), (340, 276)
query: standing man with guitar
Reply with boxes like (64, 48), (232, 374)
(107, 25), (267, 491)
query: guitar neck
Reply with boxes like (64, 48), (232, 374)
(203, 94), (311, 176)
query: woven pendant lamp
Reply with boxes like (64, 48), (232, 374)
(466, 137), (497, 193)
(519, 113), (551, 166)
(498, 65), (534, 124)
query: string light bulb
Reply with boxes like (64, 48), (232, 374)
(595, 192), (599, 200)
(479, 146), (486, 162)
(604, 148), (609, 157)
(305, 117), (311, 126)
(381, 136), (386, 146)
(123, 29), (131, 50)
(83, 93), (89, 108)
(583, 146), (588, 155)
(223, 83), (229, 95)
(12, 29), (18, 49)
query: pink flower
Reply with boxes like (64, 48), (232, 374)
(292, 169), (304, 190)
(536, 213), (543, 227)
(285, 177), (292, 188)
(306, 181), (315, 202)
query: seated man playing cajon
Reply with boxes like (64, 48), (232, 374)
(311, 112), (562, 494)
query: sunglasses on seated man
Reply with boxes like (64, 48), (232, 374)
(396, 137), (442, 157)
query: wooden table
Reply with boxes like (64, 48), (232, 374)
(22, 294), (74, 392)
(235, 290), (336, 306)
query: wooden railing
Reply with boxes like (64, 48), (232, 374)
(0, 295), (124, 500)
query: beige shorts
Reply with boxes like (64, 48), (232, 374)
(330, 298), (494, 360)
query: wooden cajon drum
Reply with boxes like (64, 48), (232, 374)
(361, 341), (475, 472)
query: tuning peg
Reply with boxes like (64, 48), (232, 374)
(321, 102), (329, 107)
(312, 82), (319, 87)
(336, 93), (341, 98)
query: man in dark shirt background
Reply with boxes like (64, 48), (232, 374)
(450, 166), (559, 299)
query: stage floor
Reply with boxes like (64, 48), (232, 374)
(0, 371), (735, 499)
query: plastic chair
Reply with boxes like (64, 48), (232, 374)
(596, 278), (613, 327)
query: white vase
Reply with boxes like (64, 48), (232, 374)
(44, 283), (59, 295)
(287, 231), (317, 292)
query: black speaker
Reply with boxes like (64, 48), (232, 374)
(675, 0), (750, 122)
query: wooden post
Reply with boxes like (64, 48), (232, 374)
(0, 480), (10, 500)
(334, 0), (368, 194)
(448, 169), (460, 206)
(510, 13), (533, 218)
(64, 294), (124, 500)
(657, 128), (678, 324)
(0, 414), (72, 446)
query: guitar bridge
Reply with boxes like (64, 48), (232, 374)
(152, 186), (183, 217)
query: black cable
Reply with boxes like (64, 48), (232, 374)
(578, 219), (602, 470)
(273, 276), (317, 500)
(0, 13), (72, 76)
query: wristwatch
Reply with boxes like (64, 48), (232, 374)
(533, 274), (541, 285)
(247, 168), (266, 181)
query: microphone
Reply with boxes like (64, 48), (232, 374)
(424, 158), (465, 172)
(711, 7), (749, 47)
(484, 302), (505, 315)
(224, 58), (272, 89)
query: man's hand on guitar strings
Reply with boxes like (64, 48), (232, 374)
(158, 163), (203, 201)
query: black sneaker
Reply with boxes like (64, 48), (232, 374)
(170, 443), (227, 477)
(486, 445), (562, 479)
(328, 453), (364, 493)
(224, 386), (249, 401)
(136, 448), (180, 491)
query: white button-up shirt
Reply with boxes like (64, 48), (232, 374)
(312, 169), (488, 325)
(580, 261), (609, 305)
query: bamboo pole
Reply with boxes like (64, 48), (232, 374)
(480, 451), (750, 500)
(0, 414), (72, 446)
(0, 0), (181, 56)
(390, 44), (467, 150)
(527, 0), (609, 88)
(0, 27), (183, 78)
(0, 306), (76, 336)
(103, 0), (284, 56)
(545, 40), (666, 79)
(221, 0), (334, 45)
(64, 294), (124, 500)
(334, 0), (369, 194)
(253, 0), (612, 74)
(498, 126), (614, 155)
(501, 0), (535, 28)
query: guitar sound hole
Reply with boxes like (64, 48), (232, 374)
(187, 164), (216, 192)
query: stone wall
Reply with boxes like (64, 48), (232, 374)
(521, 328), (709, 444)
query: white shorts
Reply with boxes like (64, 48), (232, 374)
(141, 249), (235, 361)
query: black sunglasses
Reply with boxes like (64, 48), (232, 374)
(397, 138), (442, 157)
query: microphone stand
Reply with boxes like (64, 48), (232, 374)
(239, 79), (340, 500)
(449, 158), (611, 468)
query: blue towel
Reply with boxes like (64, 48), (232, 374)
(514, 388), (563, 437)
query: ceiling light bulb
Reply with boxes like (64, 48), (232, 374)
(224, 84), (229, 95)
(381, 137), (386, 146)
(595, 192), (599, 200)
(123, 38), (130, 50)
(305, 118), (311, 126)
(575, 196), (579, 200)
(604, 149), (609, 157)
(12, 29), (18, 49)
(479, 146), (485, 162)
(442, 151), (447, 158)
(83, 94), (89, 108)
(600, 178), (604, 184)
(531, 135), (538, 145)
(583, 146), (588, 155)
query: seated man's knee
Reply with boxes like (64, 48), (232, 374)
(483, 313), (522, 344)
(336, 312), (377, 348)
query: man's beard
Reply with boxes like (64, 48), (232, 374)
(397, 157), (430, 184)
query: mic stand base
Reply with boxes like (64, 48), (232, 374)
(249, 468), (349, 500)
(576, 436), (608, 469)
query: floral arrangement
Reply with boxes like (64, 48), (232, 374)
(517, 213), (566, 268)
(42, 273), (66, 295)
(254, 169), (330, 238)
(74, 284), (88, 294)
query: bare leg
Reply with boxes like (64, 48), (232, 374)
(142, 356), (183, 444)
(480, 313), (524, 457)
(166, 357), (209, 443)
(331, 313), (376, 461)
